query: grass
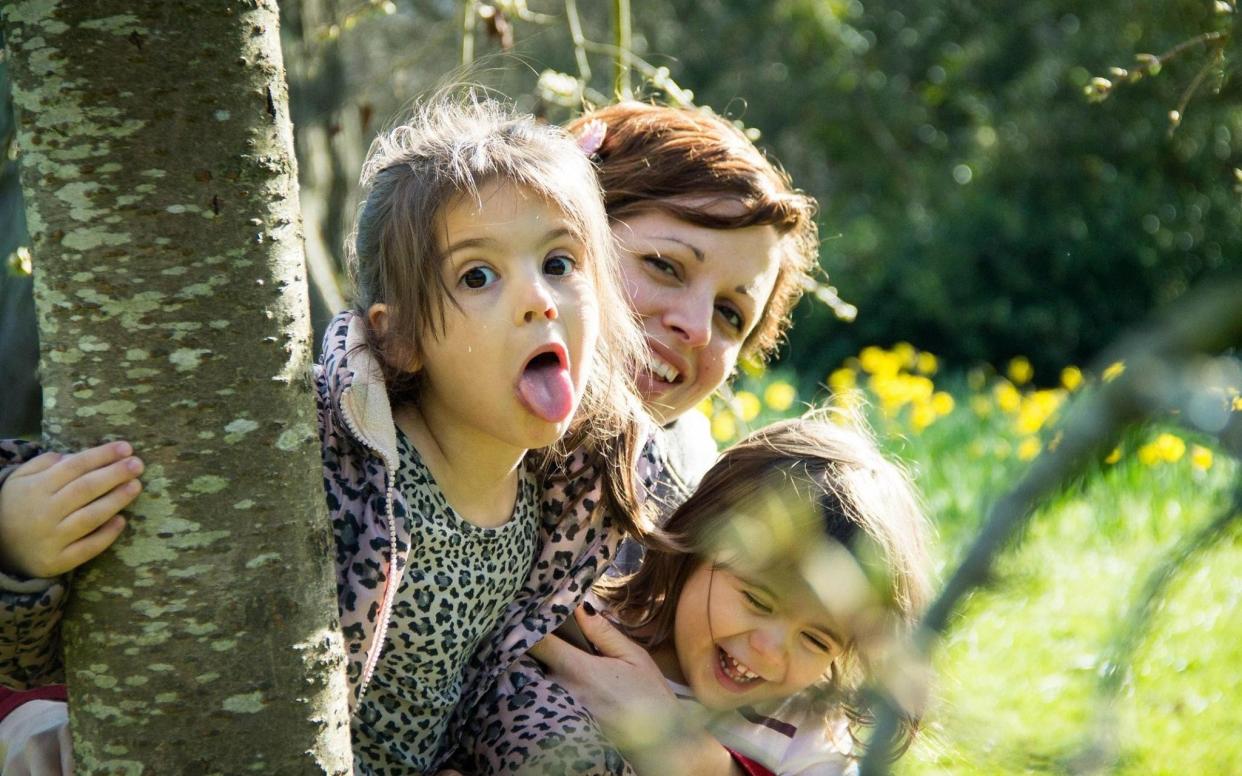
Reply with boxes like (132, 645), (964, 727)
(704, 347), (1241, 774)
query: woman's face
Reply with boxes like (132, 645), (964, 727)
(610, 206), (782, 424)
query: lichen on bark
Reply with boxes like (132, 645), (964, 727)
(2, 1), (352, 772)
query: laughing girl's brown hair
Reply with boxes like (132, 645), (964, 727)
(567, 102), (819, 362)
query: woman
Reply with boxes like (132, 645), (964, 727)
(579, 102), (818, 514)
(447, 101), (821, 775)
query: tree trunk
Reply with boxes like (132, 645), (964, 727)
(2, 3), (352, 773)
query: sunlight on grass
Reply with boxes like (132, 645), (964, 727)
(701, 344), (1239, 774)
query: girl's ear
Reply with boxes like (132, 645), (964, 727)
(367, 303), (421, 373)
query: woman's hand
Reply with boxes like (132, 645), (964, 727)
(530, 604), (740, 776)
(531, 603), (679, 739)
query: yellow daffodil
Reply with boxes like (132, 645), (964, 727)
(860, 346), (902, 378)
(1233, 396), (1242, 411)
(994, 380), (1021, 414)
(696, 397), (715, 418)
(734, 390), (761, 421)
(1191, 445), (1213, 471)
(1102, 361), (1125, 382)
(1007, 356), (1034, 386)
(1104, 447), (1121, 464)
(916, 351), (938, 375)
(931, 391), (955, 416)
(828, 367), (856, 393)
(909, 402), (937, 432)
(711, 412), (737, 443)
(1061, 366), (1083, 392)
(893, 341), (917, 368)
(1016, 437), (1041, 461)
(1138, 432), (1185, 466)
(738, 354), (766, 378)
(763, 381), (797, 412)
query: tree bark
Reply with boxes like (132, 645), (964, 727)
(2, 2), (352, 773)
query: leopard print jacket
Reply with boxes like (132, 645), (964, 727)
(1, 311), (662, 769)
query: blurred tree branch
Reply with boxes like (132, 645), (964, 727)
(860, 276), (1242, 774)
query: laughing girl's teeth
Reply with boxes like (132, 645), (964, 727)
(718, 649), (760, 684)
(648, 354), (680, 383)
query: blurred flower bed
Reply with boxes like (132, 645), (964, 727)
(696, 345), (1240, 775)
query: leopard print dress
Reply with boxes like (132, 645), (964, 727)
(353, 429), (538, 774)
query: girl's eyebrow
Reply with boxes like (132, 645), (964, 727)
(445, 227), (574, 256)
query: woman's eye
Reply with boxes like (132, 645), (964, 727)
(742, 591), (773, 614)
(716, 304), (744, 331)
(643, 255), (679, 279)
(544, 254), (576, 277)
(460, 266), (498, 289)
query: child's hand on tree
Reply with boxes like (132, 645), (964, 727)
(0, 442), (143, 578)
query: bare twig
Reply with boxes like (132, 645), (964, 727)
(564, 0), (592, 83)
(461, 0), (478, 66)
(1168, 41), (1227, 134)
(612, 0), (632, 99)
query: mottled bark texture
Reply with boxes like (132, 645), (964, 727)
(2, 3), (352, 773)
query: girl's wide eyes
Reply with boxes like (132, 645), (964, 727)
(460, 266), (498, 289)
(543, 254), (576, 276)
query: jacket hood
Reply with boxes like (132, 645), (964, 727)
(319, 310), (399, 473)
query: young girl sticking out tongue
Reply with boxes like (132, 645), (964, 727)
(0, 97), (653, 775)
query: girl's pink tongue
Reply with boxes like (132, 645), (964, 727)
(518, 362), (575, 423)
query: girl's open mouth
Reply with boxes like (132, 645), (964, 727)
(714, 646), (762, 691)
(517, 344), (574, 423)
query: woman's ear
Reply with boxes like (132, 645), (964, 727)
(366, 303), (421, 373)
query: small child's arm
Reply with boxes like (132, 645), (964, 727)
(0, 440), (143, 690)
(0, 441), (142, 579)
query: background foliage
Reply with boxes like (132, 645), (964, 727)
(276, 0), (1241, 387)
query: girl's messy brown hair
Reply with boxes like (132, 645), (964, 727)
(597, 412), (933, 759)
(346, 93), (654, 538)
(567, 102), (820, 363)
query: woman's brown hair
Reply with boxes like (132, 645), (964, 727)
(597, 412), (933, 759)
(567, 102), (820, 363)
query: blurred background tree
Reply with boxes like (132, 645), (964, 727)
(5, 0), (1237, 438)
(276, 0), (1241, 391)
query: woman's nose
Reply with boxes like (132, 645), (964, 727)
(662, 289), (712, 348)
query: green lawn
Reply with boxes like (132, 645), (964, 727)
(708, 347), (1241, 774)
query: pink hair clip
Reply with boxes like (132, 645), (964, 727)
(576, 119), (607, 158)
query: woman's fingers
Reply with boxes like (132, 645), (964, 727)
(52, 455), (143, 515)
(56, 515), (126, 573)
(528, 633), (584, 676)
(575, 606), (641, 661)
